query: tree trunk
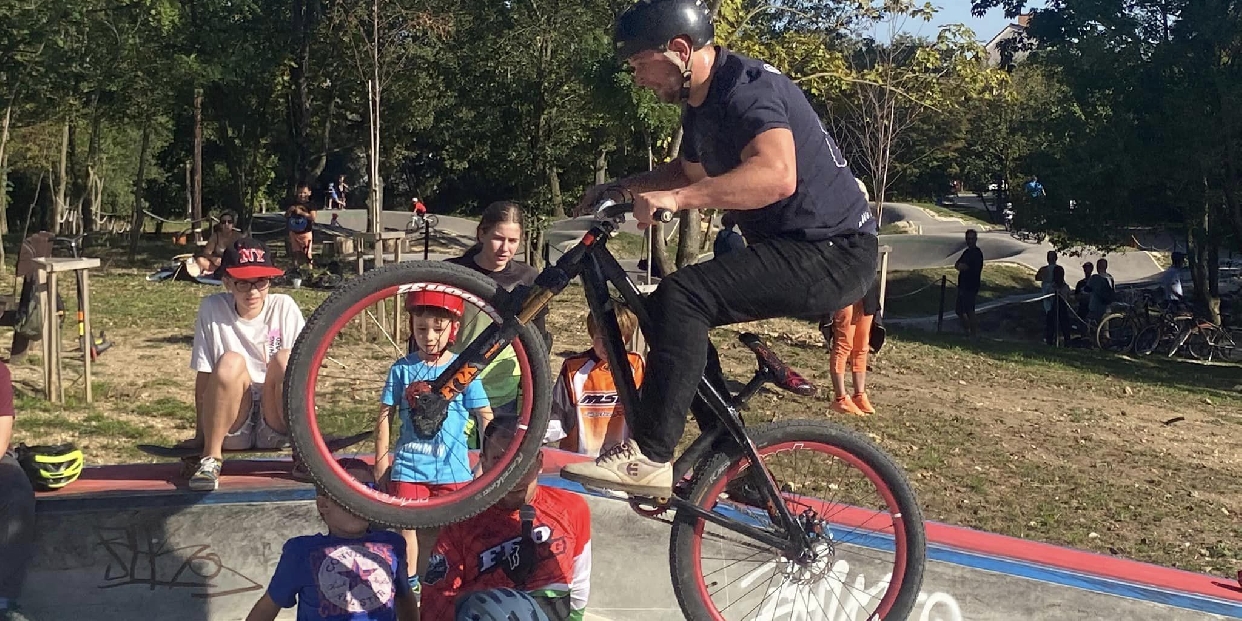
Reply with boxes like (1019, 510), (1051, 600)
(367, 0), (382, 239)
(594, 148), (609, 185)
(676, 210), (702, 268)
(367, 77), (382, 236)
(67, 120), (79, 234)
(128, 118), (152, 261)
(1188, 194), (1215, 322)
(0, 100), (12, 237)
(82, 88), (103, 233)
(548, 165), (564, 219)
(528, 33), (552, 219)
(289, 0), (317, 187)
(0, 151), (6, 273)
(665, 127), (701, 268)
(193, 88), (204, 243)
(646, 138), (675, 277)
(53, 122), (69, 235)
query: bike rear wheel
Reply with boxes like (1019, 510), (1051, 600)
(284, 261), (552, 529)
(1095, 313), (1137, 352)
(669, 420), (926, 621)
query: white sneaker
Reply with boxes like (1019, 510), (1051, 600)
(188, 457), (222, 491)
(560, 439), (673, 498)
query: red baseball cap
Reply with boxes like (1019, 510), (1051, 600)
(220, 237), (285, 280)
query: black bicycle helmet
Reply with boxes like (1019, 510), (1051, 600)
(613, 0), (715, 63)
(454, 587), (551, 621)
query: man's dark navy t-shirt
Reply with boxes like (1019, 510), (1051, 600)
(957, 247), (984, 292)
(266, 530), (410, 620)
(681, 47), (877, 244)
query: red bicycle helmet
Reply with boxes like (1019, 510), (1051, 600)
(406, 288), (466, 348)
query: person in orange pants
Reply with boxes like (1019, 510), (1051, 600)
(822, 280), (880, 416)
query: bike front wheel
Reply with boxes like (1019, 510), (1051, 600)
(284, 261), (552, 529)
(669, 420), (926, 621)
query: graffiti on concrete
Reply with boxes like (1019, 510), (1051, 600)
(95, 525), (264, 599)
(739, 557), (963, 621)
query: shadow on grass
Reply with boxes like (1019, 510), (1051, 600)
(897, 329), (1242, 401)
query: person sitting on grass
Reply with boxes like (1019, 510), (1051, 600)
(183, 237), (306, 492)
(244, 458), (418, 621)
(193, 212), (243, 277)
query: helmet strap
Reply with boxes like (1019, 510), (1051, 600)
(663, 49), (693, 104)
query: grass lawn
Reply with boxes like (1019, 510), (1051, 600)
(883, 264), (1037, 317)
(4, 230), (1240, 581)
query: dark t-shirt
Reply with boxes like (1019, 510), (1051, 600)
(446, 248), (552, 349)
(682, 47), (877, 244)
(957, 247), (984, 292)
(266, 530), (410, 621)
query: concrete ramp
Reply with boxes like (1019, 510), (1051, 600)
(24, 454), (1242, 620)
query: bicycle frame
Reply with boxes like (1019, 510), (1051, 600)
(412, 203), (812, 556)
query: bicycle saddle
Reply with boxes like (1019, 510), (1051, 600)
(738, 332), (816, 397)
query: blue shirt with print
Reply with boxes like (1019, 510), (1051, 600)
(382, 353), (489, 485)
(266, 530), (410, 621)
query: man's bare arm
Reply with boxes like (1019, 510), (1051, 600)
(617, 159), (695, 193)
(670, 128), (796, 212)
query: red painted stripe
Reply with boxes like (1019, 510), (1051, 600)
(923, 520), (1242, 603)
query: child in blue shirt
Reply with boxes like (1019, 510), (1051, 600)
(245, 458), (417, 621)
(374, 288), (492, 597)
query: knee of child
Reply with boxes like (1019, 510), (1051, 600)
(214, 351), (250, 380)
(268, 349), (291, 375)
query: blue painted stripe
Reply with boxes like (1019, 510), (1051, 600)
(38, 472), (1242, 618)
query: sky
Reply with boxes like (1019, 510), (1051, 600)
(893, 1), (1040, 44)
(934, 1), (1015, 41)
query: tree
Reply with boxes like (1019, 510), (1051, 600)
(823, 1), (1002, 222)
(969, 0), (1242, 320)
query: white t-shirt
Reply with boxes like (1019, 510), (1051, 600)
(190, 292), (306, 385)
(1160, 266), (1183, 300)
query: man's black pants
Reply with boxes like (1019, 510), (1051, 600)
(631, 233), (878, 462)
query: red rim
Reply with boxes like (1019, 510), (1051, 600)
(300, 282), (536, 510)
(690, 441), (909, 620)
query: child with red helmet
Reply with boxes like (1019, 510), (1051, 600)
(375, 287), (493, 599)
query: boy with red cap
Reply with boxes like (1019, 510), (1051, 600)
(375, 288), (493, 598)
(182, 237), (307, 491)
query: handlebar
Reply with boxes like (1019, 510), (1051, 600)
(592, 198), (675, 224)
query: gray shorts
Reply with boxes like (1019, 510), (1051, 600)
(222, 385), (288, 451)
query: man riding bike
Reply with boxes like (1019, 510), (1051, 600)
(561, 0), (878, 498)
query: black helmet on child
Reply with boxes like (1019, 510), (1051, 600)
(16, 442), (84, 491)
(454, 587), (551, 621)
(613, 0), (715, 63)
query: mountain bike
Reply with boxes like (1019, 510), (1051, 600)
(284, 197), (926, 620)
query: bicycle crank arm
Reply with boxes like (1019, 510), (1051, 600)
(664, 495), (796, 552)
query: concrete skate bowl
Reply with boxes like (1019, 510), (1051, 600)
(25, 453), (1242, 620)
